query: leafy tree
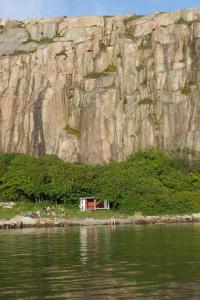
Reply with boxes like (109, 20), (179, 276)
(0, 148), (200, 215)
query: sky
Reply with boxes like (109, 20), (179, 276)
(0, 0), (200, 20)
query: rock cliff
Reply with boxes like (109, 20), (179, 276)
(1, 9), (200, 163)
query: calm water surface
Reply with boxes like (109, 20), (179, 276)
(0, 224), (200, 299)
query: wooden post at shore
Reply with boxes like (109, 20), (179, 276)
(110, 218), (116, 226)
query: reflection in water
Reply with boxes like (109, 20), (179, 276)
(0, 225), (200, 299)
(80, 227), (88, 265)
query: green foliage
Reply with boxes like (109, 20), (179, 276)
(22, 31), (35, 44)
(1, 148), (200, 215)
(0, 153), (18, 181)
(64, 125), (80, 137)
(181, 81), (198, 95)
(138, 97), (152, 105)
(23, 34), (54, 45)
(139, 41), (152, 50)
(136, 65), (144, 72)
(141, 78), (148, 87)
(37, 37), (54, 44)
(148, 113), (160, 130)
(0, 155), (49, 202)
(103, 64), (117, 73)
(86, 65), (117, 79)
(189, 80), (198, 86)
(176, 17), (192, 26)
(123, 15), (143, 26)
(85, 71), (102, 79)
(16, 22), (24, 28)
(124, 30), (134, 39)
(181, 85), (191, 95)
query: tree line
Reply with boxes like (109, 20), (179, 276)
(1, 148), (200, 214)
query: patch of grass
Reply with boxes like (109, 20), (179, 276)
(176, 17), (193, 26)
(181, 81), (198, 95)
(148, 113), (160, 130)
(125, 30), (134, 39)
(141, 78), (148, 87)
(64, 125), (80, 137)
(138, 97), (152, 105)
(37, 37), (54, 45)
(103, 64), (117, 73)
(65, 207), (127, 219)
(85, 71), (103, 79)
(0, 201), (126, 220)
(0, 202), (126, 220)
(16, 22), (24, 28)
(181, 85), (192, 95)
(136, 65), (144, 72)
(14, 50), (28, 55)
(189, 80), (198, 86)
(139, 41), (152, 50)
(123, 15), (143, 26)
(23, 31), (36, 44)
(0, 208), (19, 219)
(23, 35), (54, 45)
(0, 201), (48, 219)
(86, 64), (117, 78)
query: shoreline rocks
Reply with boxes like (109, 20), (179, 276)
(0, 213), (200, 229)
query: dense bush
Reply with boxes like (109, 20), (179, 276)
(1, 148), (200, 215)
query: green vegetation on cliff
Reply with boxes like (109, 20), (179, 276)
(1, 149), (200, 215)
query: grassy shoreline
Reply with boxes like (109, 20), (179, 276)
(0, 202), (200, 223)
(0, 202), (127, 220)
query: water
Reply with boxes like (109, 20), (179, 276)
(0, 224), (200, 299)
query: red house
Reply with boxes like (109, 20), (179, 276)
(79, 197), (110, 211)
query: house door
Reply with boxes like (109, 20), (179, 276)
(87, 199), (95, 209)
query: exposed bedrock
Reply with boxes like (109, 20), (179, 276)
(1, 10), (200, 163)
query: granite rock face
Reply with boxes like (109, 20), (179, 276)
(1, 10), (200, 163)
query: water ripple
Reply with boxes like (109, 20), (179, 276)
(0, 225), (200, 299)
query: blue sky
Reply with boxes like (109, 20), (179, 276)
(0, 0), (200, 20)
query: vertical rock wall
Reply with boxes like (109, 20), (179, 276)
(0, 10), (200, 163)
